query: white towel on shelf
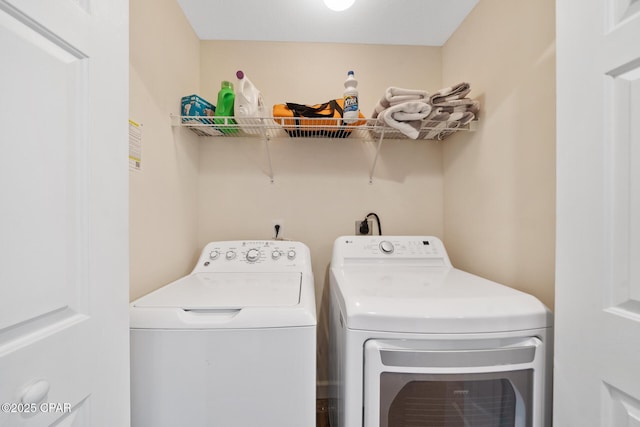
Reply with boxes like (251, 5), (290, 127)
(429, 82), (471, 105)
(373, 87), (429, 118)
(425, 107), (450, 121)
(423, 111), (475, 140)
(386, 87), (429, 105)
(378, 101), (432, 139)
(449, 111), (475, 125)
(424, 120), (454, 140)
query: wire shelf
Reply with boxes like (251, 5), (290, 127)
(171, 114), (477, 183)
(172, 115), (475, 141)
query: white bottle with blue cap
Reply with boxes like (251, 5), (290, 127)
(343, 70), (359, 124)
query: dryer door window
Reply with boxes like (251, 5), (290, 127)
(381, 371), (531, 427)
(364, 338), (546, 427)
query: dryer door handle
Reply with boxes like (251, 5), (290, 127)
(379, 346), (537, 368)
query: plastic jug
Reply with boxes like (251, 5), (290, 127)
(214, 80), (237, 133)
(234, 70), (265, 134)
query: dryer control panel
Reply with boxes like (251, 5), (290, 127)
(331, 236), (452, 267)
(193, 240), (312, 273)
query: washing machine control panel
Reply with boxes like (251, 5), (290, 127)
(332, 236), (452, 267)
(193, 240), (310, 272)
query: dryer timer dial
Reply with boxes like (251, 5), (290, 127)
(379, 241), (395, 254)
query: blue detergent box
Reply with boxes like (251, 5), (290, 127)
(181, 94), (215, 118)
(181, 94), (219, 135)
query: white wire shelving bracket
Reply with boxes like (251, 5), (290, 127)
(170, 114), (477, 183)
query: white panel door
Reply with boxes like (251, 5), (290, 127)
(556, 0), (640, 424)
(0, 0), (129, 426)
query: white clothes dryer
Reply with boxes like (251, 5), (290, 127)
(130, 240), (316, 427)
(329, 236), (553, 427)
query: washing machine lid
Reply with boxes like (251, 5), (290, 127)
(333, 266), (552, 334)
(133, 272), (301, 309)
(130, 272), (316, 329)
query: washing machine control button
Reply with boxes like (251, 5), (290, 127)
(225, 250), (236, 260)
(271, 250), (282, 260)
(246, 248), (260, 262)
(287, 250), (296, 260)
(379, 241), (395, 254)
(209, 250), (220, 260)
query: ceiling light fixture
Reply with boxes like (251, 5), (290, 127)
(323, 0), (355, 12)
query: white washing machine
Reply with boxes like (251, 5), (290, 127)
(130, 240), (316, 427)
(329, 236), (553, 427)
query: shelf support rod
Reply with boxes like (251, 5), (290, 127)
(264, 134), (274, 183)
(368, 131), (385, 184)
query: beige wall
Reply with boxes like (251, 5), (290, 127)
(199, 41), (442, 121)
(129, 0), (556, 394)
(129, 0), (201, 300)
(198, 41), (444, 390)
(442, 0), (556, 309)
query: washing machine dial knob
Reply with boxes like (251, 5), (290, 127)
(287, 250), (296, 260)
(271, 250), (281, 260)
(209, 250), (220, 260)
(246, 248), (260, 262)
(225, 250), (236, 260)
(379, 241), (395, 254)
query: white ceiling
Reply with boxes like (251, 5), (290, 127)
(177, 0), (479, 46)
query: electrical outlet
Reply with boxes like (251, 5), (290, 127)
(355, 220), (372, 235)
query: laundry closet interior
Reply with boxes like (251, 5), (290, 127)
(129, 0), (556, 405)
